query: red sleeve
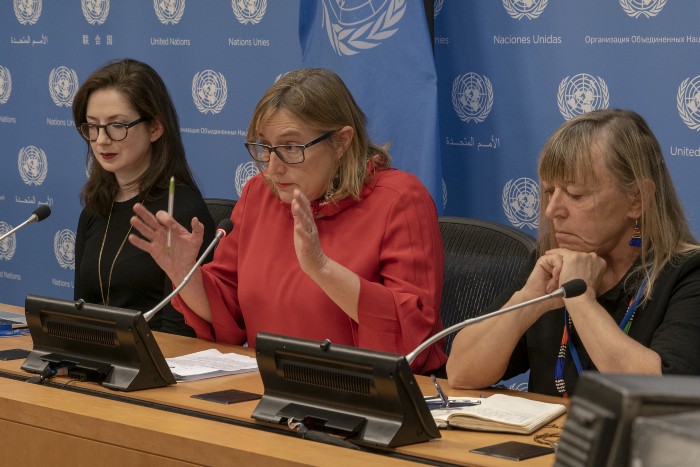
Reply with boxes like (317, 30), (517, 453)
(171, 181), (253, 345)
(355, 177), (447, 374)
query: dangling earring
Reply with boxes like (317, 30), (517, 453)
(324, 174), (339, 202)
(629, 218), (642, 247)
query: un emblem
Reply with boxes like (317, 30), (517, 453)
(81, 0), (110, 25)
(49, 66), (79, 108)
(154, 0), (185, 25)
(619, 0), (666, 18)
(235, 161), (259, 197)
(502, 0), (547, 20)
(192, 70), (228, 115)
(14, 0), (42, 25)
(677, 76), (700, 131)
(54, 229), (76, 270)
(502, 178), (539, 230)
(0, 66), (11, 105)
(557, 73), (609, 120)
(452, 72), (494, 123)
(434, 0), (444, 18)
(231, 0), (266, 25)
(0, 222), (17, 261)
(18, 146), (48, 186)
(320, 0), (406, 56)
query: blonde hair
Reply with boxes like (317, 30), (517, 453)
(537, 109), (698, 301)
(247, 68), (391, 202)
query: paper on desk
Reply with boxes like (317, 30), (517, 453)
(165, 348), (258, 382)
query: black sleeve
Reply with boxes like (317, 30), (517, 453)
(73, 209), (88, 301)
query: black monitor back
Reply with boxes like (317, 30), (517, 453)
(555, 372), (700, 467)
(252, 332), (440, 448)
(21, 294), (175, 391)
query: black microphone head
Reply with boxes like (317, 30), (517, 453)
(32, 205), (51, 222)
(561, 279), (587, 298)
(216, 219), (234, 236)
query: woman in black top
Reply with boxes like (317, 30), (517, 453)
(72, 58), (215, 336)
(447, 109), (700, 396)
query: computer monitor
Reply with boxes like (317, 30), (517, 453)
(251, 332), (441, 448)
(21, 294), (176, 391)
(555, 372), (700, 467)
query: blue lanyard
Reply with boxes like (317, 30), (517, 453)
(554, 274), (649, 397)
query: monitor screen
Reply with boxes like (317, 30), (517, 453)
(555, 372), (700, 467)
(21, 294), (175, 391)
(251, 332), (440, 448)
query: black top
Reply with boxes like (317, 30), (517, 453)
(74, 185), (215, 337)
(502, 252), (700, 396)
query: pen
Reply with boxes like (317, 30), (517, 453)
(431, 374), (450, 407)
(167, 176), (175, 252)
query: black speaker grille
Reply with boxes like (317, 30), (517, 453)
(46, 319), (117, 347)
(281, 360), (372, 395)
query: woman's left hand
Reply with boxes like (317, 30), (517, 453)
(543, 248), (606, 298)
(291, 189), (328, 276)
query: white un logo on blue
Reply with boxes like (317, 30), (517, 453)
(235, 161), (259, 197)
(192, 70), (227, 115)
(502, 178), (539, 230)
(231, 0), (266, 25)
(677, 76), (700, 131)
(49, 66), (79, 108)
(619, 0), (666, 18)
(81, 0), (109, 25)
(14, 0), (42, 25)
(154, 0), (185, 25)
(54, 229), (76, 270)
(0, 222), (17, 261)
(321, 0), (406, 56)
(18, 146), (48, 186)
(502, 0), (548, 20)
(452, 72), (493, 124)
(557, 73), (609, 120)
(0, 66), (11, 104)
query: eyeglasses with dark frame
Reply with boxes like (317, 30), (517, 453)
(78, 117), (148, 142)
(244, 129), (336, 165)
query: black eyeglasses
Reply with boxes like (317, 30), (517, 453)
(78, 117), (148, 142)
(244, 130), (336, 165)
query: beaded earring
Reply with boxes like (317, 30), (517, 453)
(629, 218), (642, 247)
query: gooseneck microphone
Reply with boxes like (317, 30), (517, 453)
(406, 279), (587, 364)
(0, 205), (52, 242)
(143, 219), (234, 322)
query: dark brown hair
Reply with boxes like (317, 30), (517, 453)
(73, 58), (200, 215)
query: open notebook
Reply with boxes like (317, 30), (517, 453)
(0, 309), (27, 329)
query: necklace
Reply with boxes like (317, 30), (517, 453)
(97, 189), (151, 306)
(97, 201), (134, 306)
(553, 274), (649, 397)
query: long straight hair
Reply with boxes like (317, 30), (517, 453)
(72, 59), (200, 216)
(537, 109), (698, 301)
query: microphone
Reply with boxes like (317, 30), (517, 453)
(0, 205), (52, 242)
(406, 279), (587, 364)
(143, 219), (234, 322)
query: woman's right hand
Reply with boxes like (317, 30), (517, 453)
(128, 202), (204, 284)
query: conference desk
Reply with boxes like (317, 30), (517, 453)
(0, 303), (566, 466)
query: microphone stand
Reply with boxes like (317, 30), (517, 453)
(406, 282), (584, 364)
(0, 215), (40, 242)
(143, 221), (232, 322)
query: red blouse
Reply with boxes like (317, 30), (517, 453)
(172, 168), (447, 374)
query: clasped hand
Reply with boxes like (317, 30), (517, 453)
(525, 248), (605, 306)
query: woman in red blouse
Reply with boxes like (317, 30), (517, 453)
(129, 68), (446, 374)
